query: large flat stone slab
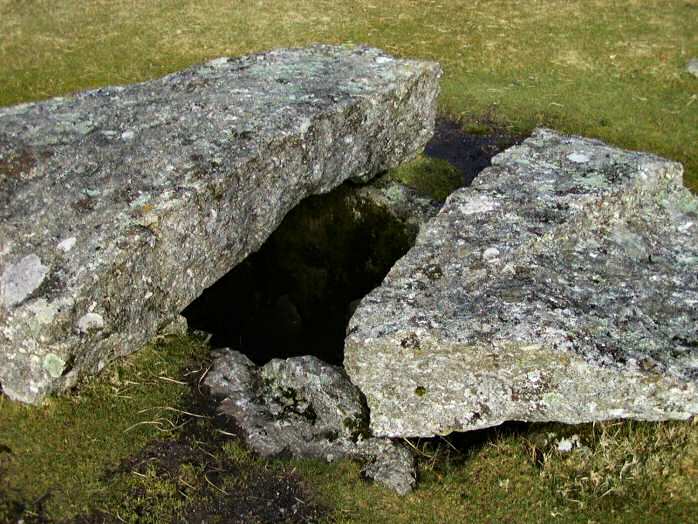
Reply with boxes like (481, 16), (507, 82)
(345, 129), (698, 437)
(0, 45), (441, 404)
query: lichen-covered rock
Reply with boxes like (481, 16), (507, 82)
(0, 45), (441, 404)
(354, 173), (441, 231)
(345, 128), (698, 437)
(204, 349), (416, 494)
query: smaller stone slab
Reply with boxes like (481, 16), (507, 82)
(0, 45), (440, 404)
(345, 129), (698, 437)
(205, 349), (416, 495)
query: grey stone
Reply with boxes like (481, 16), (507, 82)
(0, 45), (441, 404)
(353, 174), (441, 231)
(687, 58), (698, 78)
(204, 348), (416, 494)
(357, 437), (416, 496)
(0, 254), (49, 307)
(157, 315), (188, 337)
(345, 128), (698, 437)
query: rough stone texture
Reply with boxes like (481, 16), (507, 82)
(204, 349), (416, 495)
(0, 45), (441, 404)
(157, 315), (188, 338)
(354, 174), (441, 231)
(345, 128), (698, 437)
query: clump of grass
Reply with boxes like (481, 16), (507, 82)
(292, 419), (697, 523)
(527, 419), (698, 508)
(389, 154), (463, 201)
(111, 463), (191, 524)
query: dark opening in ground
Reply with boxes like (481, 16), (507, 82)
(183, 118), (522, 365)
(425, 117), (523, 187)
(183, 183), (416, 365)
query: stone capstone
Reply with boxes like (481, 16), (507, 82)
(345, 128), (698, 437)
(204, 349), (416, 495)
(0, 45), (441, 404)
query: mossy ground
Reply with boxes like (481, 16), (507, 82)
(0, 334), (325, 523)
(1, 0), (697, 522)
(389, 155), (463, 202)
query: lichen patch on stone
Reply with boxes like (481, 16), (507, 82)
(57, 237), (77, 252)
(42, 353), (66, 379)
(77, 312), (105, 333)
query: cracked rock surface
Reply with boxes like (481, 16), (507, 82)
(0, 45), (440, 404)
(345, 128), (698, 437)
(204, 349), (416, 495)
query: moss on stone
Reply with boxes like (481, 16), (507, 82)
(388, 154), (463, 202)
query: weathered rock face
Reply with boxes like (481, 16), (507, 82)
(204, 349), (416, 495)
(345, 128), (698, 437)
(0, 45), (441, 404)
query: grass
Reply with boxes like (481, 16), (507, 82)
(1, 0), (697, 522)
(296, 419), (698, 523)
(0, 335), (210, 520)
(389, 155), (463, 202)
(0, 0), (696, 191)
(1, 333), (696, 522)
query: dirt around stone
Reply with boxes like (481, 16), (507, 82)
(0, 358), (326, 524)
(95, 437), (324, 524)
(80, 364), (327, 524)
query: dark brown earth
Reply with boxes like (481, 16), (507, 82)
(70, 360), (326, 524)
(84, 438), (324, 524)
(0, 358), (325, 524)
(424, 117), (523, 186)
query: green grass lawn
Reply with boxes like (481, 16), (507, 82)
(1, 1), (697, 522)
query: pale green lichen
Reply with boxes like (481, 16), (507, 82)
(42, 353), (66, 378)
